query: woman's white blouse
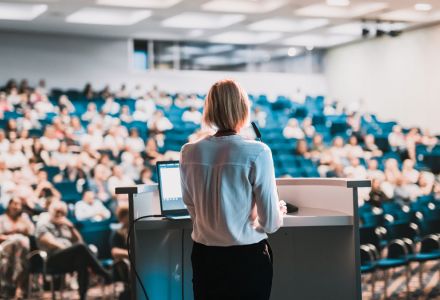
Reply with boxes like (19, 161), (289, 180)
(180, 135), (283, 247)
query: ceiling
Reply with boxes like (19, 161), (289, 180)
(0, 0), (439, 49)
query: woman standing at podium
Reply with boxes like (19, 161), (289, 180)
(180, 79), (286, 300)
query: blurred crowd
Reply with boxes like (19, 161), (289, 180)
(0, 78), (439, 299)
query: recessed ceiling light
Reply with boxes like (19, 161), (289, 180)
(248, 18), (329, 32)
(66, 7), (151, 25)
(0, 2), (47, 21)
(414, 3), (432, 11)
(97, 0), (182, 8)
(162, 12), (245, 29)
(187, 29), (204, 38)
(210, 31), (282, 44)
(287, 47), (299, 56)
(202, 0), (287, 14)
(327, 0), (350, 7)
(306, 45), (314, 51)
(380, 9), (440, 22)
(283, 33), (358, 48)
(296, 2), (388, 18)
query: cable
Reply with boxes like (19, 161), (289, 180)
(127, 214), (163, 300)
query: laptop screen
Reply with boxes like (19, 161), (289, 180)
(156, 161), (187, 213)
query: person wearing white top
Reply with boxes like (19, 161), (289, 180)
(180, 79), (286, 300)
(182, 107), (202, 124)
(74, 190), (111, 222)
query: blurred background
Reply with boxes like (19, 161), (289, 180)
(0, 0), (440, 299)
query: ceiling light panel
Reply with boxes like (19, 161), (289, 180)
(414, 3), (433, 12)
(162, 12), (245, 29)
(248, 18), (329, 32)
(0, 2), (47, 21)
(202, 0), (288, 14)
(210, 31), (282, 44)
(295, 2), (388, 18)
(327, 0), (350, 7)
(380, 9), (440, 23)
(96, 0), (182, 9)
(283, 33), (358, 48)
(66, 7), (151, 25)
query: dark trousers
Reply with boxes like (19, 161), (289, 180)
(47, 243), (108, 300)
(191, 239), (273, 300)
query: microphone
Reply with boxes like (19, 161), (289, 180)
(251, 122), (262, 142)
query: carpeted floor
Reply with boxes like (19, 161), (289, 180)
(362, 261), (440, 299)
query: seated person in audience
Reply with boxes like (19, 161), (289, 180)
(326, 163), (345, 178)
(130, 84), (144, 99)
(182, 106), (202, 124)
(50, 141), (74, 170)
(384, 158), (401, 185)
(0, 197), (35, 299)
(111, 205), (130, 295)
(283, 118), (305, 139)
(0, 129), (10, 154)
(119, 105), (133, 123)
(344, 135), (363, 158)
(107, 165), (135, 201)
(91, 110), (115, 131)
(133, 96), (156, 122)
(402, 159), (419, 184)
(116, 84), (129, 99)
(100, 85), (112, 99)
(34, 95), (55, 118)
(366, 159), (385, 181)
(36, 201), (111, 300)
(17, 109), (41, 132)
(156, 92), (173, 109)
(65, 117), (86, 145)
(329, 136), (347, 164)
(420, 128), (438, 148)
(366, 179), (389, 207)
(343, 157), (367, 179)
(40, 126), (61, 152)
(58, 95), (75, 113)
(34, 169), (61, 201)
(88, 165), (112, 203)
(301, 117), (315, 138)
(102, 97), (120, 115)
(251, 106), (267, 128)
(58, 106), (71, 125)
(120, 148), (144, 182)
(0, 92), (12, 114)
(80, 124), (104, 151)
(346, 113), (362, 138)
(126, 128), (145, 153)
(138, 167), (155, 185)
(174, 93), (191, 108)
(388, 125), (408, 158)
(394, 177), (418, 204)
(362, 134), (382, 158)
(75, 190), (111, 222)
(2, 142), (28, 169)
(103, 127), (125, 157)
(148, 110), (173, 134)
(405, 127), (421, 161)
(417, 172), (435, 197)
(81, 102), (98, 122)
(294, 139), (311, 158)
(51, 117), (67, 140)
(83, 82), (95, 100)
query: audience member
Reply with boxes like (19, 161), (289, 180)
(0, 197), (35, 299)
(36, 201), (111, 300)
(283, 118), (305, 139)
(74, 190), (111, 222)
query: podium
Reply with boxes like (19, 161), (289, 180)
(116, 178), (370, 300)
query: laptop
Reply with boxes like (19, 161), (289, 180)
(156, 161), (191, 220)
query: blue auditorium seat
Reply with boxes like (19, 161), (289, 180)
(54, 181), (81, 204)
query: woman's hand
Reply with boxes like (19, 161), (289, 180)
(279, 200), (287, 215)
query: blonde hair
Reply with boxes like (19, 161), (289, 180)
(203, 79), (250, 131)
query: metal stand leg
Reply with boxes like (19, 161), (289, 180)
(405, 266), (410, 298)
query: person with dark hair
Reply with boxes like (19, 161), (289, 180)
(0, 197), (35, 299)
(35, 201), (111, 300)
(83, 83), (94, 100)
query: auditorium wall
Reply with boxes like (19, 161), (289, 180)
(0, 31), (327, 98)
(325, 24), (440, 133)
